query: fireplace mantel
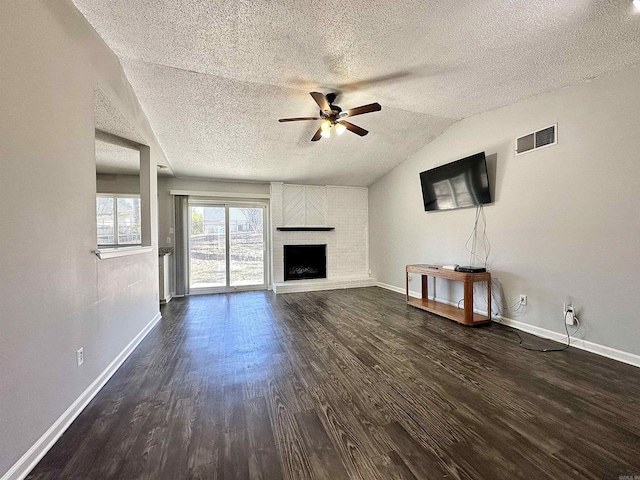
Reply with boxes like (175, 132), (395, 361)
(276, 226), (335, 231)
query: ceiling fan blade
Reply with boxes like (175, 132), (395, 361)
(340, 121), (369, 137)
(311, 126), (323, 142)
(278, 117), (320, 122)
(345, 103), (382, 118)
(310, 92), (331, 112)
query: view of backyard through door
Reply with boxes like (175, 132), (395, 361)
(189, 204), (265, 290)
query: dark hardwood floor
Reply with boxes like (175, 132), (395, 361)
(28, 287), (640, 479)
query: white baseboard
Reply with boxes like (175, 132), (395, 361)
(160, 294), (173, 304)
(377, 282), (421, 298)
(2, 311), (162, 480)
(376, 283), (640, 368)
(496, 315), (640, 368)
(377, 282), (406, 295)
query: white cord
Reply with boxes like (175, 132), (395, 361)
(472, 279), (528, 319)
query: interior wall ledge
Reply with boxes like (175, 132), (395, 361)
(94, 246), (153, 259)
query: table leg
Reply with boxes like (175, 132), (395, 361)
(405, 270), (409, 302)
(422, 275), (429, 300)
(464, 280), (474, 325)
(487, 279), (492, 321)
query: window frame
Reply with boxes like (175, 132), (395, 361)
(96, 193), (142, 248)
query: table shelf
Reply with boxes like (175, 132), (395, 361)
(406, 264), (491, 326)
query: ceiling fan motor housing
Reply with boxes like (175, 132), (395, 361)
(320, 105), (342, 120)
(325, 92), (338, 104)
(320, 93), (342, 119)
(278, 91), (381, 140)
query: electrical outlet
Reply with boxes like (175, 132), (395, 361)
(408, 273), (413, 281)
(166, 237), (172, 244)
(565, 304), (575, 325)
(519, 294), (527, 306)
(76, 348), (84, 367)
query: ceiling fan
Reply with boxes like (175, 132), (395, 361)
(278, 92), (382, 141)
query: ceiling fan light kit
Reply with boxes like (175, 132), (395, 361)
(279, 92), (382, 141)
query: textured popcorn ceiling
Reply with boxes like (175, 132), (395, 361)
(94, 88), (174, 175)
(94, 87), (141, 175)
(76, 0), (640, 186)
(95, 139), (140, 175)
(94, 88), (145, 144)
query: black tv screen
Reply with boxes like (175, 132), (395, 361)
(419, 152), (491, 211)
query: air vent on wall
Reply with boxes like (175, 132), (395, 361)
(515, 124), (557, 155)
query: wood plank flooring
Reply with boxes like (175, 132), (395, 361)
(28, 287), (640, 479)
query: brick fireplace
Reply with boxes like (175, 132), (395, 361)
(269, 182), (376, 293)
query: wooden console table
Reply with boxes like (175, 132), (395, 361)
(406, 264), (491, 326)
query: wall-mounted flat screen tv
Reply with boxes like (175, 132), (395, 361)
(419, 152), (492, 211)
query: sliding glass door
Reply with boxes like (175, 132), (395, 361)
(189, 202), (267, 293)
(189, 205), (226, 289)
(229, 206), (265, 287)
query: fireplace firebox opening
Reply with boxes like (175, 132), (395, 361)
(284, 244), (327, 281)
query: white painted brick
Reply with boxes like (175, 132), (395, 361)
(270, 183), (369, 288)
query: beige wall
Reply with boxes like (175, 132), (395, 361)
(369, 64), (640, 357)
(97, 174), (268, 251)
(157, 177), (269, 250)
(0, 1), (165, 476)
(96, 173), (141, 195)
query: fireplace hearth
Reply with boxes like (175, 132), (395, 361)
(284, 244), (327, 281)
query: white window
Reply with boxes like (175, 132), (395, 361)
(96, 194), (142, 247)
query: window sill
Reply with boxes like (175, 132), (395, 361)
(94, 246), (153, 259)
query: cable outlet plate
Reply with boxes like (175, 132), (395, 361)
(519, 294), (527, 306)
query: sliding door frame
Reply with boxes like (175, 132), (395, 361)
(187, 198), (269, 294)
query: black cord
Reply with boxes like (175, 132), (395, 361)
(464, 263), (576, 353)
(508, 311), (576, 353)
